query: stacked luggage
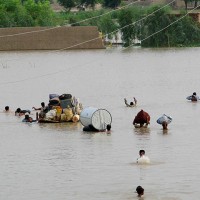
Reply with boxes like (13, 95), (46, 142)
(39, 93), (82, 123)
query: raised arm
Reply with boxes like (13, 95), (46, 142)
(124, 98), (131, 107)
(32, 107), (41, 111)
(133, 97), (137, 106)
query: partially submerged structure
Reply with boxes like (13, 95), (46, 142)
(0, 26), (105, 51)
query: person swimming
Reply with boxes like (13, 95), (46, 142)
(15, 108), (31, 116)
(22, 113), (37, 123)
(186, 92), (200, 101)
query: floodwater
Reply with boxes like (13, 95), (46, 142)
(0, 47), (200, 200)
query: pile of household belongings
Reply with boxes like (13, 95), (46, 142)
(38, 93), (83, 123)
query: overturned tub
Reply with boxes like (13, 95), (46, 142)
(80, 107), (112, 131)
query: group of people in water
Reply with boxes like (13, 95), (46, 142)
(124, 97), (172, 130)
(124, 92), (199, 197)
(3, 101), (47, 123)
(3, 92), (198, 198)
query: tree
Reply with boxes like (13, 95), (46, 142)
(98, 14), (118, 39)
(103, 0), (121, 9)
(140, 6), (171, 47)
(140, 5), (200, 47)
(118, 9), (135, 47)
(57, 0), (76, 11)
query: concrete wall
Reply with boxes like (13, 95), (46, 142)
(0, 26), (105, 51)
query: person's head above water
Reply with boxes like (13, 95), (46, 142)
(136, 186), (144, 197)
(130, 102), (134, 106)
(41, 102), (45, 107)
(5, 106), (9, 111)
(25, 113), (29, 120)
(106, 124), (111, 131)
(15, 108), (21, 113)
(193, 92), (196, 96)
(139, 150), (145, 157)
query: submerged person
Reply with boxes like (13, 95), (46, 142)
(106, 124), (111, 134)
(137, 150), (150, 164)
(4, 106), (10, 112)
(136, 186), (144, 197)
(191, 92), (198, 101)
(124, 97), (137, 107)
(15, 108), (31, 116)
(133, 110), (150, 128)
(187, 92), (200, 101)
(83, 124), (111, 133)
(22, 113), (37, 123)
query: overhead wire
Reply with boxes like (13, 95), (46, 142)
(0, 0), (176, 54)
(0, 0), (140, 63)
(36, 0), (177, 51)
(0, 0), (139, 39)
(123, 5), (200, 50)
(0, 1), (197, 86)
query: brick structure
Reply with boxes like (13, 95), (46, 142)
(0, 26), (105, 51)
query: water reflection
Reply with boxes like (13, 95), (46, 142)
(134, 127), (151, 135)
(1, 48), (200, 200)
(37, 122), (82, 132)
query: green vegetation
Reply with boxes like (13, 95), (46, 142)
(0, 0), (200, 47)
(0, 0), (58, 27)
(139, 6), (200, 47)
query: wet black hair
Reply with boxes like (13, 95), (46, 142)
(130, 102), (134, 105)
(25, 114), (29, 120)
(41, 102), (45, 107)
(5, 106), (9, 111)
(139, 150), (145, 155)
(15, 108), (21, 113)
(136, 186), (144, 195)
(193, 92), (196, 95)
(106, 124), (111, 131)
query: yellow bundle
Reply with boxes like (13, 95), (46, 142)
(63, 107), (73, 122)
(52, 106), (62, 118)
(60, 114), (66, 122)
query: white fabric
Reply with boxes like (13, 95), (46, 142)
(137, 155), (150, 164)
(157, 114), (172, 125)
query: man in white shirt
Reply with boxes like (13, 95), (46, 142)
(137, 150), (150, 164)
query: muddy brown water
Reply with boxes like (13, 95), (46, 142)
(0, 47), (200, 200)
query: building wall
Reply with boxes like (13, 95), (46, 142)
(0, 26), (105, 51)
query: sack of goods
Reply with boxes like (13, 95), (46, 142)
(63, 107), (74, 121)
(60, 114), (67, 122)
(157, 114), (172, 125)
(72, 114), (80, 123)
(45, 109), (57, 120)
(49, 97), (60, 107)
(52, 106), (62, 118)
(49, 94), (59, 100)
(59, 93), (72, 100)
